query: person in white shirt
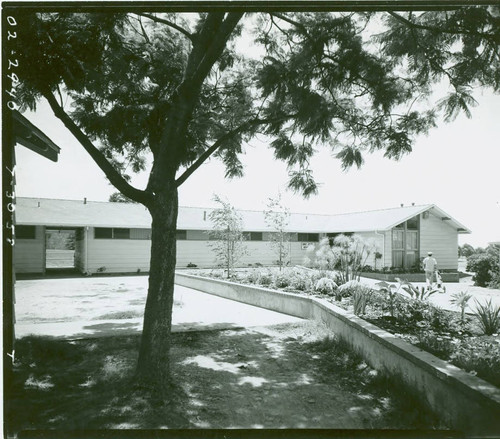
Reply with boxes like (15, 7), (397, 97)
(423, 251), (437, 289)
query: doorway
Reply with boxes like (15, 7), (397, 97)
(45, 228), (76, 270)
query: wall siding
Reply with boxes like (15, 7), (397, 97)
(85, 230), (316, 272)
(420, 212), (458, 270)
(40, 217), (460, 274)
(87, 229), (152, 273)
(14, 226), (45, 273)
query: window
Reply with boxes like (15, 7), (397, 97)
(95, 227), (112, 239)
(392, 218), (420, 269)
(392, 230), (404, 268)
(407, 216), (419, 230)
(113, 228), (130, 239)
(176, 230), (187, 240)
(94, 228), (130, 239)
(244, 232), (263, 241)
(298, 233), (319, 242)
(16, 225), (36, 239)
(130, 228), (151, 240)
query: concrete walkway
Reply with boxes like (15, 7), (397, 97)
(14, 277), (302, 339)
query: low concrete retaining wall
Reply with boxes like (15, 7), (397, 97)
(175, 272), (500, 435)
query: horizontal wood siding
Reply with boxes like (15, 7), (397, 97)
(177, 241), (214, 268)
(80, 223), (455, 273)
(87, 228), (151, 273)
(289, 242), (311, 265)
(177, 241), (286, 268)
(14, 225), (44, 273)
(420, 212), (458, 270)
(241, 242), (287, 266)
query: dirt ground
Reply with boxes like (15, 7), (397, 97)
(8, 321), (445, 432)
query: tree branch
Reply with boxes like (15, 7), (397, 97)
(138, 13), (195, 43)
(176, 114), (294, 187)
(388, 11), (496, 42)
(270, 13), (307, 33)
(188, 13), (244, 89)
(41, 87), (154, 206)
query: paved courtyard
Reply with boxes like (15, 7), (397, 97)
(14, 276), (302, 339)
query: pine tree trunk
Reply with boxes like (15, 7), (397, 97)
(136, 186), (178, 389)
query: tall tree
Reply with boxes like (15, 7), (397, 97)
(13, 7), (499, 388)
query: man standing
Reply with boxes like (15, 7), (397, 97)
(423, 251), (437, 289)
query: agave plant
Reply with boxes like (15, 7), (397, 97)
(474, 299), (500, 335)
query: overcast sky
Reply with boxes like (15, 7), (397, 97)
(12, 12), (500, 248)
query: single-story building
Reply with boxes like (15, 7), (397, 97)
(14, 197), (470, 275)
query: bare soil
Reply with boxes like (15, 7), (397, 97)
(7, 321), (446, 433)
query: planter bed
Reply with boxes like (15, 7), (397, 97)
(176, 269), (500, 435)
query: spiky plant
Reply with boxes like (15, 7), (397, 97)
(474, 299), (500, 335)
(450, 291), (472, 323)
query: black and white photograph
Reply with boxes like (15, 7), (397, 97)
(3, 1), (500, 437)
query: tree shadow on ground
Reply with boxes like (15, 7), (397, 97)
(7, 322), (448, 434)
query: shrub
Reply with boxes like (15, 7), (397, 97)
(374, 281), (398, 317)
(450, 337), (500, 387)
(467, 250), (499, 287)
(416, 332), (455, 359)
(474, 299), (500, 335)
(395, 298), (428, 324)
(425, 305), (453, 332)
(488, 272), (500, 289)
(394, 298), (451, 332)
(244, 269), (263, 284)
(258, 272), (273, 287)
(352, 285), (372, 316)
(338, 280), (361, 296)
(274, 272), (291, 288)
(290, 272), (312, 291)
(314, 277), (337, 295)
(210, 270), (223, 279)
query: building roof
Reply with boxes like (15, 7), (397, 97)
(12, 111), (61, 162)
(15, 197), (471, 234)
